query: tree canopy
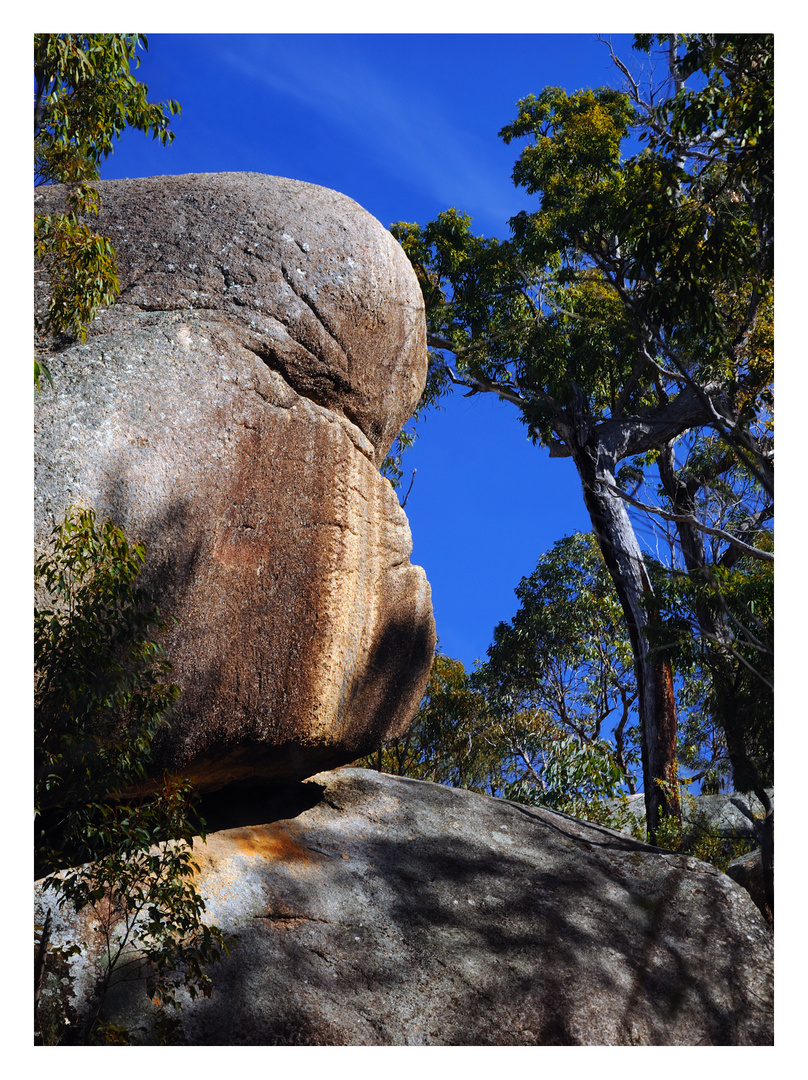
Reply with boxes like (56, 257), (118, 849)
(391, 33), (773, 841)
(355, 645), (628, 817)
(478, 532), (640, 793)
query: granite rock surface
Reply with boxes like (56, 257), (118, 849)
(36, 769), (774, 1045)
(35, 174), (435, 789)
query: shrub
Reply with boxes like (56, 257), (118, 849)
(35, 507), (231, 1044)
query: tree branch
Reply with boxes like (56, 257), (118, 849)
(601, 481), (774, 562)
(440, 356), (530, 408)
(718, 504), (774, 568)
(698, 629), (774, 690)
(399, 469), (417, 509)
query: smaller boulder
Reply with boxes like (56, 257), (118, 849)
(727, 849), (772, 926)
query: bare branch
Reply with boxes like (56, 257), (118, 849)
(442, 362), (528, 408)
(399, 469), (417, 509)
(598, 34), (648, 113)
(601, 481), (774, 563)
(634, 322), (773, 497)
(698, 629), (774, 691)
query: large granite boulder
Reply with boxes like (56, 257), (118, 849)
(34, 174), (435, 791)
(35, 769), (774, 1045)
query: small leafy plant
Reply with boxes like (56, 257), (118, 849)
(35, 507), (230, 1044)
(582, 781), (757, 873)
(648, 782), (757, 872)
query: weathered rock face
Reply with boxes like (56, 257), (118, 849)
(35, 173), (426, 458)
(603, 790), (775, 925)
(34, 174), (435, 789)
(36, 769), (774, 1046)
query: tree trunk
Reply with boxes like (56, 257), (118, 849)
(755, 789), (774, 925)
(34, 907), (52, 1045)
(572, 436), (680, 842)
(658, 444), (773, 915)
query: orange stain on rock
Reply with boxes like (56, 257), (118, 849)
(227, 822), (314, 863)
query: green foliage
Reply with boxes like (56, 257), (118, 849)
(359, 523), (770, 835)
(391, 33), (772, 457)
(35, 508), (230, 1045)
(34, 209), (120, 351)
(480, 528), (773, 801)
(634, 34), (773, 262)
(34, 34), (180, 186)
(34, 34), (180, 385)
(390, 36), (773, 837)
(649, 785), (757, 872)
(35, 507), (179, 870)
(480, 535), (637, 753)
(650, 543), (774, 794)
(40, 775), (231, 1045)
(476, 531), (646, 798)
(355, 653), (505, 791)
(576, 785), (756, 873)
(356, 642), (631, 814)
(501, 727), (626, 819)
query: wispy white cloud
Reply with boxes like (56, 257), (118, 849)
(216, 37), (523, 232)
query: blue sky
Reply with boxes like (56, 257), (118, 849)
(97, 32), (650, 671)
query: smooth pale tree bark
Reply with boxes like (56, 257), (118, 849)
(571, 433), (679, 837)
(545, 387), (681, 837)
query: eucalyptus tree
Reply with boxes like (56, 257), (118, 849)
(392, 34), (773, 840)
(477, 532), (640, 792)
(356, 647), (627, 815)
(35, 509), (230, 1044)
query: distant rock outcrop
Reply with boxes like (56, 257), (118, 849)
(35, 769), (774, 1045)
(606, 789), (773, 841)
(34, 174), (435, 790)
